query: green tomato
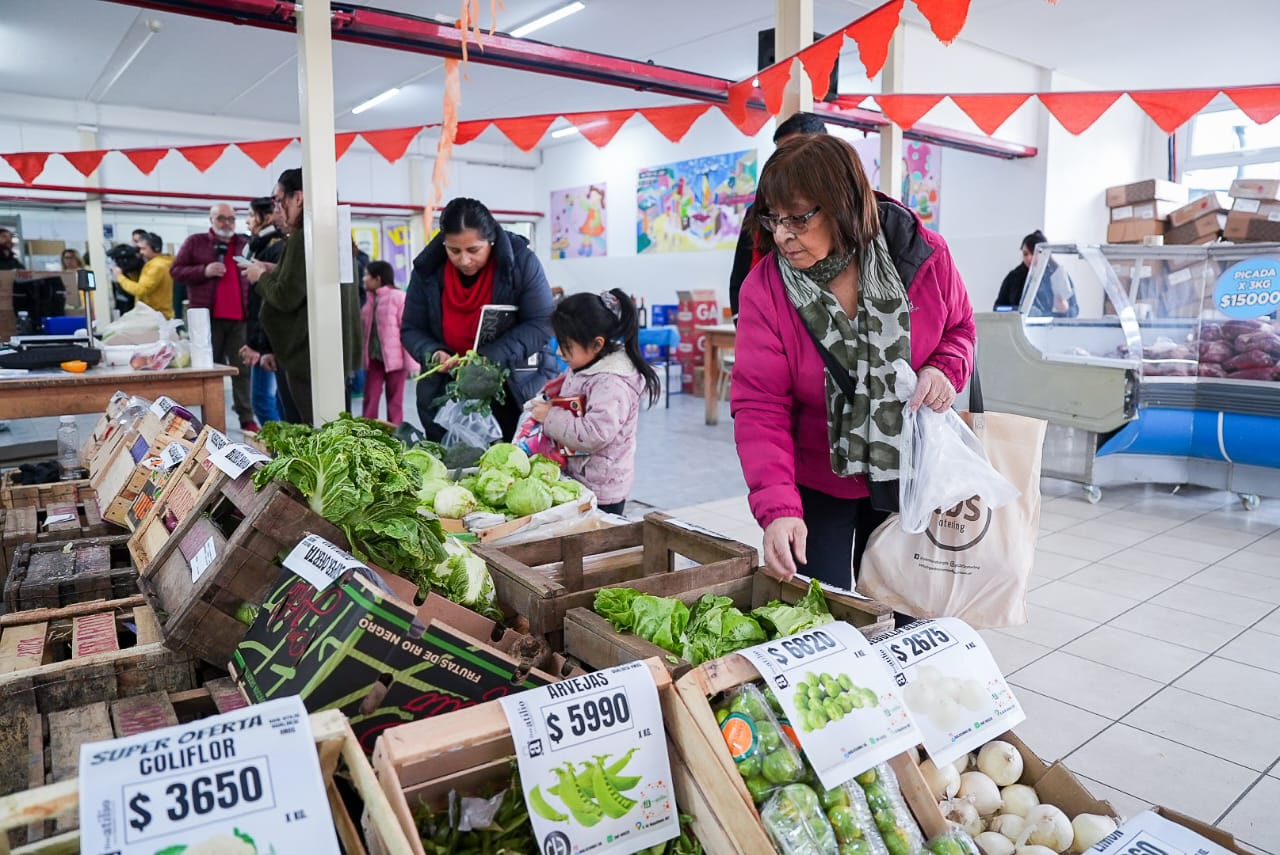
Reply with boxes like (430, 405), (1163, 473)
(807, 708), (828, 729)
(929, 839), (967, 855)
(864, 784), (892, 814)
(715, 707), (730, 725)
(820, 784), (850, 811)
(882, 826), (911, 855)
(736, 752), (763, 778)
(744, 775), (773, 803)
(757, 721), (782, 753)
(827, 805), (860, 841)
(838, 674), (854, 691)
(838, 694), (855, 713)
(854, 768), (878, 787)
(803, 672), (820, 688)
(761, 748), (803, 785)
(841, 842), (873, 855)
(859, 687), (879, 708)
(794, 692), (809, 711)
(822, 678), (841, 697)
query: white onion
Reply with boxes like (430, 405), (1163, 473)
(1016, 847), (1060, 855)
(957, 679), (989, 710)
(958, 771), (1003, 817)
(1020, 804), (1073, 852)
(1000, 784), (1040, 818)
(976, 832), (1017, 855)
(978, 741), (1024, 787)
(989, 814), (1027, 840)
(921, 757), (961, 800)
(941, 798), (984, 836)
(931, 695), (968, 730)
(1070, 814), (1118, 853)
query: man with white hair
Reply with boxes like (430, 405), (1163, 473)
(172, 203), (257, 431)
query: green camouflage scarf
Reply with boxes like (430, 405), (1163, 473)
(779, 233), (911, 482)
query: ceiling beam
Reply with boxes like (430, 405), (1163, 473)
(102, 0), (1036, 159)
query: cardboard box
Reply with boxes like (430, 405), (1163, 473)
(675, 289), (717, 383)
(1107, 218), (1166, 244)
(1109, 199), (1180, 222)
(1229, 177), (1280, 201)
(231, 567), (576, 752)
(1168, 191), (1231, 227)
(1225, 208), (1280, 242)
(650, 303), (678, 326)
(1106, 179), (1188, 207)
(1165, 212), (1226, 245)
(1092, 809), (1253, 855)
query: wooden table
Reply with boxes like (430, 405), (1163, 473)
(698, 323), (737, 425)
(0, 365), (237, 432)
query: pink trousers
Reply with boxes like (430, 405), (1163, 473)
(362, 359), (407, 425)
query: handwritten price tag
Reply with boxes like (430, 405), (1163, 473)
(78, 696), (338, 855)
(741, 621), (921, 790)
(209, 442), (271, 478)
(499, 661), (678, 855)
(282, 534), (366, 592)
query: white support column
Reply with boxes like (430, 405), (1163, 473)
(776, 0), (814, 121)
(408, 153), (428, 255)
(878, 23), (906, 199)
(79, 128), (112, 324)
(296, 0), (345, 423)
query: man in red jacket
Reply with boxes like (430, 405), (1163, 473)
(171, 203), (257, 432)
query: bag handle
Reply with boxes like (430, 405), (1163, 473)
(968, 363), (984, 414)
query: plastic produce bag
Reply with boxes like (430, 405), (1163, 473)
(760, 784), (840, 855)
(97, 303), (183, 346)
(714, 683), (807, 804)
(128, 340), (178, 370)
(926, 830), (981, 855)
(435, 399), (502, 449)
(894, 361), (1019, 534)
(853, 764), (925, 855)
(813, 776), (890, 855)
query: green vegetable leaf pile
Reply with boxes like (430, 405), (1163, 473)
(749, 579), (836, 637)
(428, 540), (502, 620)
(417, 442), (584, 522)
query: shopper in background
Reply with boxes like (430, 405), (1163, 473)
(112, 232), (175, 319)
(238, 197), (286, 427)
(172, 204), (256, 432)
(732, 134), (976, 589)
(401, 197), (558, 440)
(530, 290), (660, 516)
(728, 111), (829, 322)
(994, 230), (1079, 317)
(60, 249), (84, 271)
(360, 260), (416, 425)
(348, 239), (371, 400)
(0, 227), (24, 270)
(247, 168), (313, 425)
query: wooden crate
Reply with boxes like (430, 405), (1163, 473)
(564, 571), (894, 676)
(137, 473), (352, 668)
(5, 535), (137, 614)
(0, 472), (92, 512)
(1, 498), (113, 586)
(370, 658), (737, 855)
(473, 512), (757, 647)
(0, 678), (248, 847)
(670, 653), (948, 853)
(0, 709), (415, 855)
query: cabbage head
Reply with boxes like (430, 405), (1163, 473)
(433, 485), (478, 519)
(475, 469), (516, 505)
(404, 445), (448, 483)
(528, 454), (561, 483)
(428, 540), (501, 620)
(479, 443), (531, 478)
(504, 477), (553, 516)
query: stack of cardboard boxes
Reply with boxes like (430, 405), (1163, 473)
(1105, 179), (1187, 244)
(1165, 191), (1231, 245)
(1224, 178), (1280, 242)
(675, 288), (719, 395)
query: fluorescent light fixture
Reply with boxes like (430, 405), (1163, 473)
(352, 87), (401, 114)
(510, 1), (586, 38)
(86, 16), (163, 102)
(550, 125), (581, 139)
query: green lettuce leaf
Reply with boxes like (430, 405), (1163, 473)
(749, 579), (835, 637)
(595, 587), (640, 630)
(629, 595), (690, 655)
(682, 594), (766, 665)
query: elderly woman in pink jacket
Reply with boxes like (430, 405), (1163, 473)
(732, 134), (976, 588)
(360, 260), (419, 424)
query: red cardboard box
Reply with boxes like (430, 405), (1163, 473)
(676, 289), (718, 392)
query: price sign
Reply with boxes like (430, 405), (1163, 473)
(79, 695), (339, 855)
(205, 428), (231, 452)
(190, 535), (217, 583)
(870, 618), (1023, 768)
(499, 660), (678, 855)
(209, 442), (271, 478)
(161, 442), (190, 471)
(1090, 810), (1231, 855)
(1214, 256), (1280, 319)
(150, 395), (179, 418)
(740, 621), (921, 790)
(282, 534), (366, 592)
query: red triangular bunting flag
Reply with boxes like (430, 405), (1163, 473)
(362, 126), (424, 163)
(1038, 91), (1123, 135)
(641, 105), (711, 142)
(720, 105), (773, 137)
(122, 147), (169, 175)
(723, 80), (753, 127)
(335, 132), (358, 160)
(1129, 88), (1219, 135)
(1225, 85), (1280, 125)
(950, 93), (1032, 135)
(177, 143), (229, 173)
(756, 62), (793, 117)
(2, 152), (50, 185)
(800, 33), (845, 101)
(912, 0), (970, 44)
(563, 111), (633, 147)
(494, 115), (558, 151)
(846, 0), (903, 78)
(875, 94), (943, 130)
(62, 150), (108, 178)
(454, 121), (492, 145)
(237, 138), (293, 169)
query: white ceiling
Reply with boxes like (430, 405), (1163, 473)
(0, 0), (1277, 138)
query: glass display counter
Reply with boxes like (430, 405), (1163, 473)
(975, 242), (1280, 508)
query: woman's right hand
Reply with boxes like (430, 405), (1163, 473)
(762, 516), (807, 581)
(432, 350), (460, 371)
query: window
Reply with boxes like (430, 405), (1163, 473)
(1178, 97), (1280, 196)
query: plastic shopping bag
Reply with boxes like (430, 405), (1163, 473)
(434, 399), (502, 449)
(894, 361), (1019, 534)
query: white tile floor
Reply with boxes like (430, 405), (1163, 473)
(667, 477), (1280, 854)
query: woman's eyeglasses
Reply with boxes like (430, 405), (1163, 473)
(758, 206), (821, 235)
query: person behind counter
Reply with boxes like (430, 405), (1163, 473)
(732, 134), (976, 589)
(994, 230), (1079, 317)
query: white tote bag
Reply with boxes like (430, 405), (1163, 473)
(857, 373), (1048, 628)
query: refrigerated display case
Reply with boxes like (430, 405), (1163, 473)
(975, 242), (1280, 509)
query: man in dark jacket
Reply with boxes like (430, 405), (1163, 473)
(994, 230), (1079, 317)
(728, 111), (829, 322)
(0, 227), (24, 271)
(171, 203), (256, 431)
(239, 197), (286, 426)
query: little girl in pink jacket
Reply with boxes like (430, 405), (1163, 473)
(360, 261), (419, 424)
(527, 290), (660, 515)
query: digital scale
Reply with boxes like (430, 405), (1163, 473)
(1, 271), (101, 370)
